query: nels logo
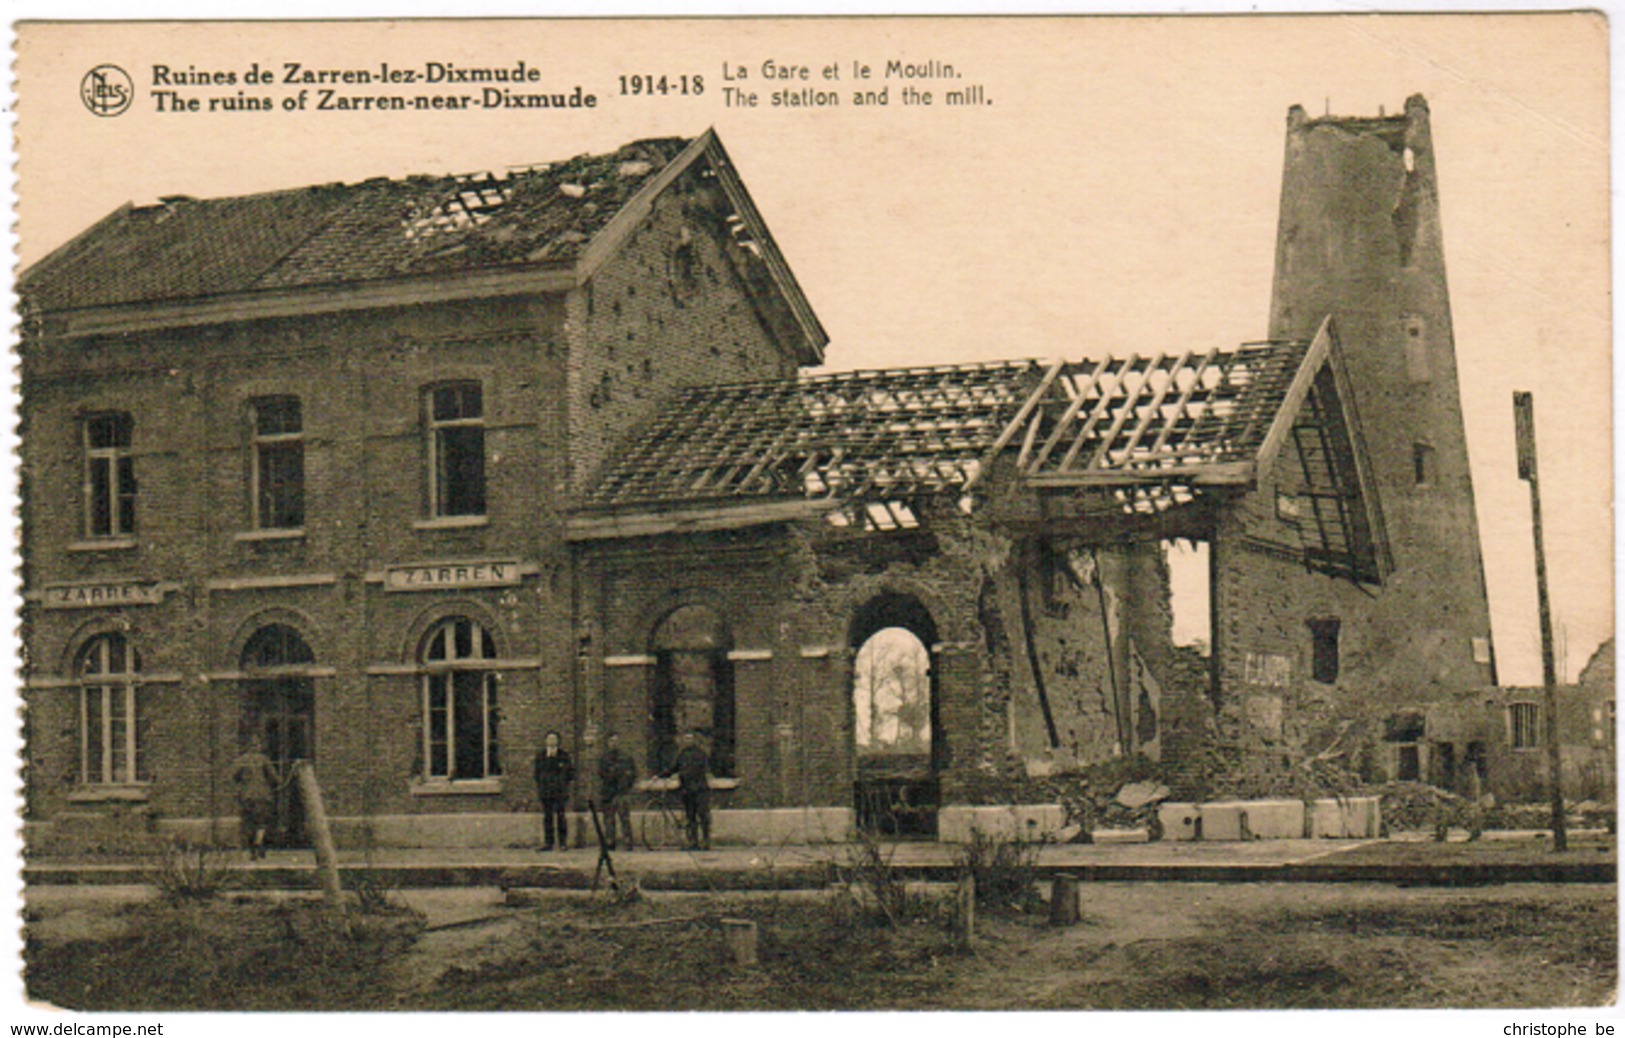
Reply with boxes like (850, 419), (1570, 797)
(81, 64), (133, 117)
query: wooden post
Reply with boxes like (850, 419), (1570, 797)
(954, 872), (976, 945)
(293, 761), (350, 934)
(1048, 873), (1080, 926)
(720, 918), (758, 967)
(1514, 391), (1567, 852)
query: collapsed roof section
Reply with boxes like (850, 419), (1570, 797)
(21, 130), (827, 363)
(572, 319), (1389, 584)
(584, 358), (1037, 509)
(993, 339), (1311, 490)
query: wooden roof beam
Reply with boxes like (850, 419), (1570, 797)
(1085, 351), (1164, 471)
(1059, 352), (1141, 472)
(1030, 356), (1110, 470)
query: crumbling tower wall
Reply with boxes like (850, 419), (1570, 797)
(1210, 96), (1497, 782)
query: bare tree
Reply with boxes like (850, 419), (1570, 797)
(855, 628), (930, 754)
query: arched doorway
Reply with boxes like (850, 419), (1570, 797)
(851, 595), (939, 838)
(649, 605), (735, 778)
(239, 624), (315, 847)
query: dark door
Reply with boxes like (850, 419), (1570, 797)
(245, 676), (313, 847)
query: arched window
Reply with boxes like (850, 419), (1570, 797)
(650, 606), (734, 777)
(421, 617), (500, 781)
(241, 623), (314, 670)
(78, 633), (141, 785)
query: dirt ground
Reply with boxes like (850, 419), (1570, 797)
(24, 878), (1616, 1010)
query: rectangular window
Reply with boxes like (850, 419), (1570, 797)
(82, 684), (135, 785)
(1308, 618), (1340, 684)
(84, 413), (136, 538)
(1382, 711), (1424, 781)
(1402, 316), (1430, 381)
(1413, 443), (1436, 486)
(1509, 702), (1540, 750)
(427, 383), (486, 517)
(424, 671), (499, 779)
(252, 397), (304, 529)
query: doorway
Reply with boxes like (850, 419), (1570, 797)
(851, 595), (939, 838)
(239, 624), (316, 848)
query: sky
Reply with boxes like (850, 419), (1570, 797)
(11, 13), (1613, 685)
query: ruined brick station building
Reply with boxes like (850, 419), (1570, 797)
(22, 98), (1499, 849)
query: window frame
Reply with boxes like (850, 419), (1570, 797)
(77, 633), (141, 786)
(424, 382), (487, 519)
(1508, 701), (1541, 751)
(83, 412), (136, 539)
(1401, 315), (1430, 382)
(250, 396), (306, 531)
(1412, 442), (1437, 487)
(1307, 618), (1341, 685)
(419, 617), (501, 783)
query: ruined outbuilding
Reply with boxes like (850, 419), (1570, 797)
(20, 99), (1501, 849)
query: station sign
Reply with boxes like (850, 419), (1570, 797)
(41, 581), (164, 609)
(385, 558), (522, 591)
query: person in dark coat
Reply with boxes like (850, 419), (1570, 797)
(232, 737), (279, 860)
(661, 729), (711, 851)
(533, 730), (574, 851)
(597, 731), (637, 851)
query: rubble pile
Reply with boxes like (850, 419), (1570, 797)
(1368, 780), (1470, 832)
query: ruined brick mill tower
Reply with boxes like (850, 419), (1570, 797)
(1261, 94), (1497, 700)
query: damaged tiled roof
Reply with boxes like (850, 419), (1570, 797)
(22, 137), (691, 312)
(582, 339), (1316, 515)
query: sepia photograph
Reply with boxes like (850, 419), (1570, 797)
(6, 10), (1616, 1020)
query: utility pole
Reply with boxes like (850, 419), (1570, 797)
(1513, 391), (1566, 852)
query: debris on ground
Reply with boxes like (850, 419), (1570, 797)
(1368, 781), (1469, 833)
(1114, 781), (1170, 810)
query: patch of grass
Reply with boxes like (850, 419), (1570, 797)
(423, 898), (960, 1010)
(953, 827), (1046, 913)
(828, 835), (925, 929)
(26, 883), (1615, 1010)
(1331, 835), (1616, 867)
(146, 840), (236, 902)
(1088, 889), (1617, 1009)
(27, 897), (422, 1010)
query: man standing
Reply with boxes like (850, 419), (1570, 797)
(533, 730), (574, 851)
(232, 737), (279, 860)
(597, 732), (638, 851)
(662, 729), (712, 851)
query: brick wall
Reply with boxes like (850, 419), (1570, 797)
(572, 498), (1190, 813)
(580, 527), (794, 810)
(566, 160), (805, 494)
(22, 293), (573, 826)
(23, 154), (819, 841)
